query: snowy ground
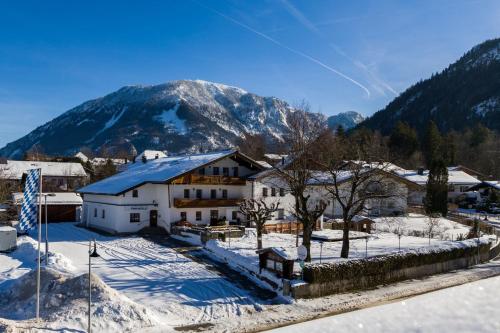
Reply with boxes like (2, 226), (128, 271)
(266, 274), (500, 333)
(374, 213), (471, 239)
(176, 220), (470, 284)
(0, 223), (269, 331)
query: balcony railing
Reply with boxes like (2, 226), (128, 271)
(173, 198), (243, 208)
(171, 174), (246, 185)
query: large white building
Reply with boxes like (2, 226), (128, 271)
(78, 150), (266, 234)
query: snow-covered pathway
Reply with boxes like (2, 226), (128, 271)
(266, 274), (500, 333)
(32, 223), (267, 326)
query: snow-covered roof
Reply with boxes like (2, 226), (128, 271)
(256, 247), (296, 260)
(12, 192), (83, 205)
(485, 181), (500, 190)
(78, 150), (251, 195)
(136, 150), (167, 161)
(264, 154), (288, 161)
(0, 160), (87, 180)
(401, 170), (481, 185)
(91, 157), (128, 166)
(74, 152), (89, 162)
(345, 160), (408, 174)
(256, 160), (273, 169)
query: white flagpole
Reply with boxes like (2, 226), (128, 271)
(36, 168), (42, 321)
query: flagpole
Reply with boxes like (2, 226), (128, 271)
(36, 168), (42, 321)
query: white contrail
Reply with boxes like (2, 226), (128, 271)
(280, 1), (397, 97)
(193, 1), (371, 97)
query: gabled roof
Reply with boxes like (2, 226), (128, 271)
(77, 150), (263, 196)
(12, 192), (83, 205)
(467, 181), (500, 192)
(0, 160), (87, 180)
(401, 170), (481, 186)
(136, 150), (167, 160)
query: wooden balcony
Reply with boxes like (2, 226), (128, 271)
(173, 198), (243, 208)
(171, 174), (246, 185)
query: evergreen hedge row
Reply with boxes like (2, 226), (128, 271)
(303, 241), (490, 284)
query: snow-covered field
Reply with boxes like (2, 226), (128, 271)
(266, 275), (500, 333)
(0, 223), (268, 331)
(374, 213), (471, 239)
(174, 218), (474, 288)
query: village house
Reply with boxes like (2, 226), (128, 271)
(398, 168), (481, 204)
(12, 192), (83, 222)
(0, 160), (88, 192)
(77, 150), (266, 234)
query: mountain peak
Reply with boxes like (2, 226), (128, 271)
(0, 80), (297, 159)
(359, 38), (500, 135)
(327, 111), (365, 130)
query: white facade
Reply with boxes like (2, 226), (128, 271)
(80, 153), (262, 234)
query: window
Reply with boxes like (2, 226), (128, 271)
(184, 189), (190, 199)
(262, 187), (268, 197)
(277, 208), (284, 220)
(180, 212), (187, 221)
(130, 213), (140, 223)
(232, 211), (238, 220)
(196, 211), (202, 221)
(460, 186), (468, 192)
(222, 189), (228, 199)
(132, 189), (138, 198)
(199, 167), (205, 175)
(196, 189), (202, 199)
(94, 208), (97, 217)
(211, 189), (217, 199)
(271, 188), (276, 197)
(266, 259), (275, 270)
(210, 210), (218, 221)
(222, 167), (229, 177)
(233, 167), (239, 177)
(102, 209), (105, 218)
(279, 188), (285, 197)
(213, 167), (220, 175)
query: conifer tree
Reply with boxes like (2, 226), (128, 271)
(422, 120), (442, 168)
(425, 159), (448, 216)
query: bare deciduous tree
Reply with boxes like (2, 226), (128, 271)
(273, 102), (328, 261)
(316, 131), (406, 258)
(239, 199), (279, 249)
(426, 214), (442, 245)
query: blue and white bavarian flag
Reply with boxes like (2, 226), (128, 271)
(18, 168), (41, 233)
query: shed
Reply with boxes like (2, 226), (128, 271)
(13, 192), (83, 222)
(0, 226), (17, 252)
(330, 215), (374, 234)
(256, 247), (296, 279)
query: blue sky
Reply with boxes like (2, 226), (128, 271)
(1, 0), (499, 147)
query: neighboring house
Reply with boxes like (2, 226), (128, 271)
(448, 165), (489, 181)
(399, 169), (482, 204)
(467, 181), (500, 202)
(77, 150), (265, 234)
(75, 152), (128, 168)
(248, 167), (420, 223)
(13, 192), (83, 222)
(0, 160), (88, 192)
(136, 150), (167, 161)
(309, 169), (421, 218)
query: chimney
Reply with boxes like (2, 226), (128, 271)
(417, 167), (425, 175)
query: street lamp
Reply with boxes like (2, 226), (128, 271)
(41, 193), (56, 264)
(88, 239), (100, 333)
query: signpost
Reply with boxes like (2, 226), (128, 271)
(297, 245), (307, 281)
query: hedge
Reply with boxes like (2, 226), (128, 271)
(303, 240), (490, 284)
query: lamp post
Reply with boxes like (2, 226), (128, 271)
(88, 239), (100, 333)
(42, 193), (56, 264)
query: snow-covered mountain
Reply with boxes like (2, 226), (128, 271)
(360, 38), (500, 135)
(0, 80), (318, 158)
(327, 111), (365, 131)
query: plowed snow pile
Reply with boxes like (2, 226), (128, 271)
(0, 267), (169, 332)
